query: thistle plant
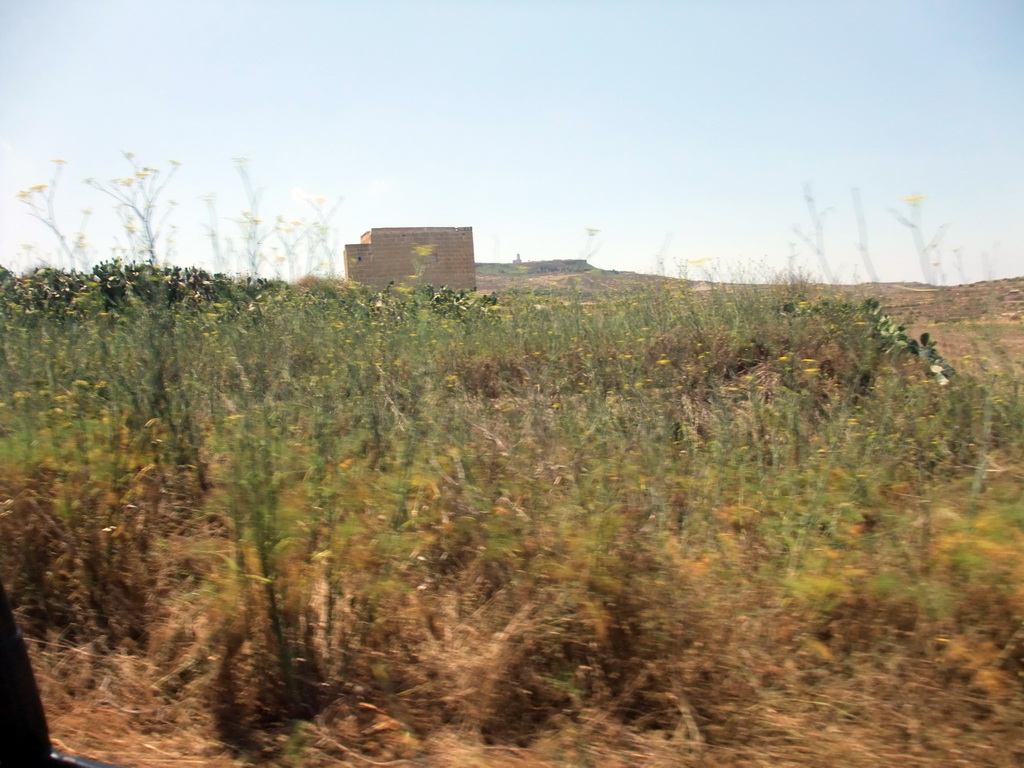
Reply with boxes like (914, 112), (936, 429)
(851, 186), (880, 283)
(888, 194), (948, 285)
(410, 243), (437, 281)
(793, 183), (837, 284)
(16, 159), (92, 271)
(17, 154), (344, 280)
(85, 152), (180, 265)
(580, 226), (602, 261)
(231, 157), (274, 275)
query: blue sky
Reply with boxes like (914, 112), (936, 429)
(1, 0), (1022, 282)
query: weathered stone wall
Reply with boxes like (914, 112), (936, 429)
(344, 227), (476, 289)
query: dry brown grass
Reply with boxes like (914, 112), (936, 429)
(31, 551), (1024, 766)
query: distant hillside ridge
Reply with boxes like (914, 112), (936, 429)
(476, 259), (613, 277)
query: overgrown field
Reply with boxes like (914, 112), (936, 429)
(2, 265), (1023, 766)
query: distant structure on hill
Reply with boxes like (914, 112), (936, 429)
(344, 227), (475, 289)
(475, 259), (600, 277)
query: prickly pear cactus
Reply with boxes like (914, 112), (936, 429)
(863, 298), (956, 384)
